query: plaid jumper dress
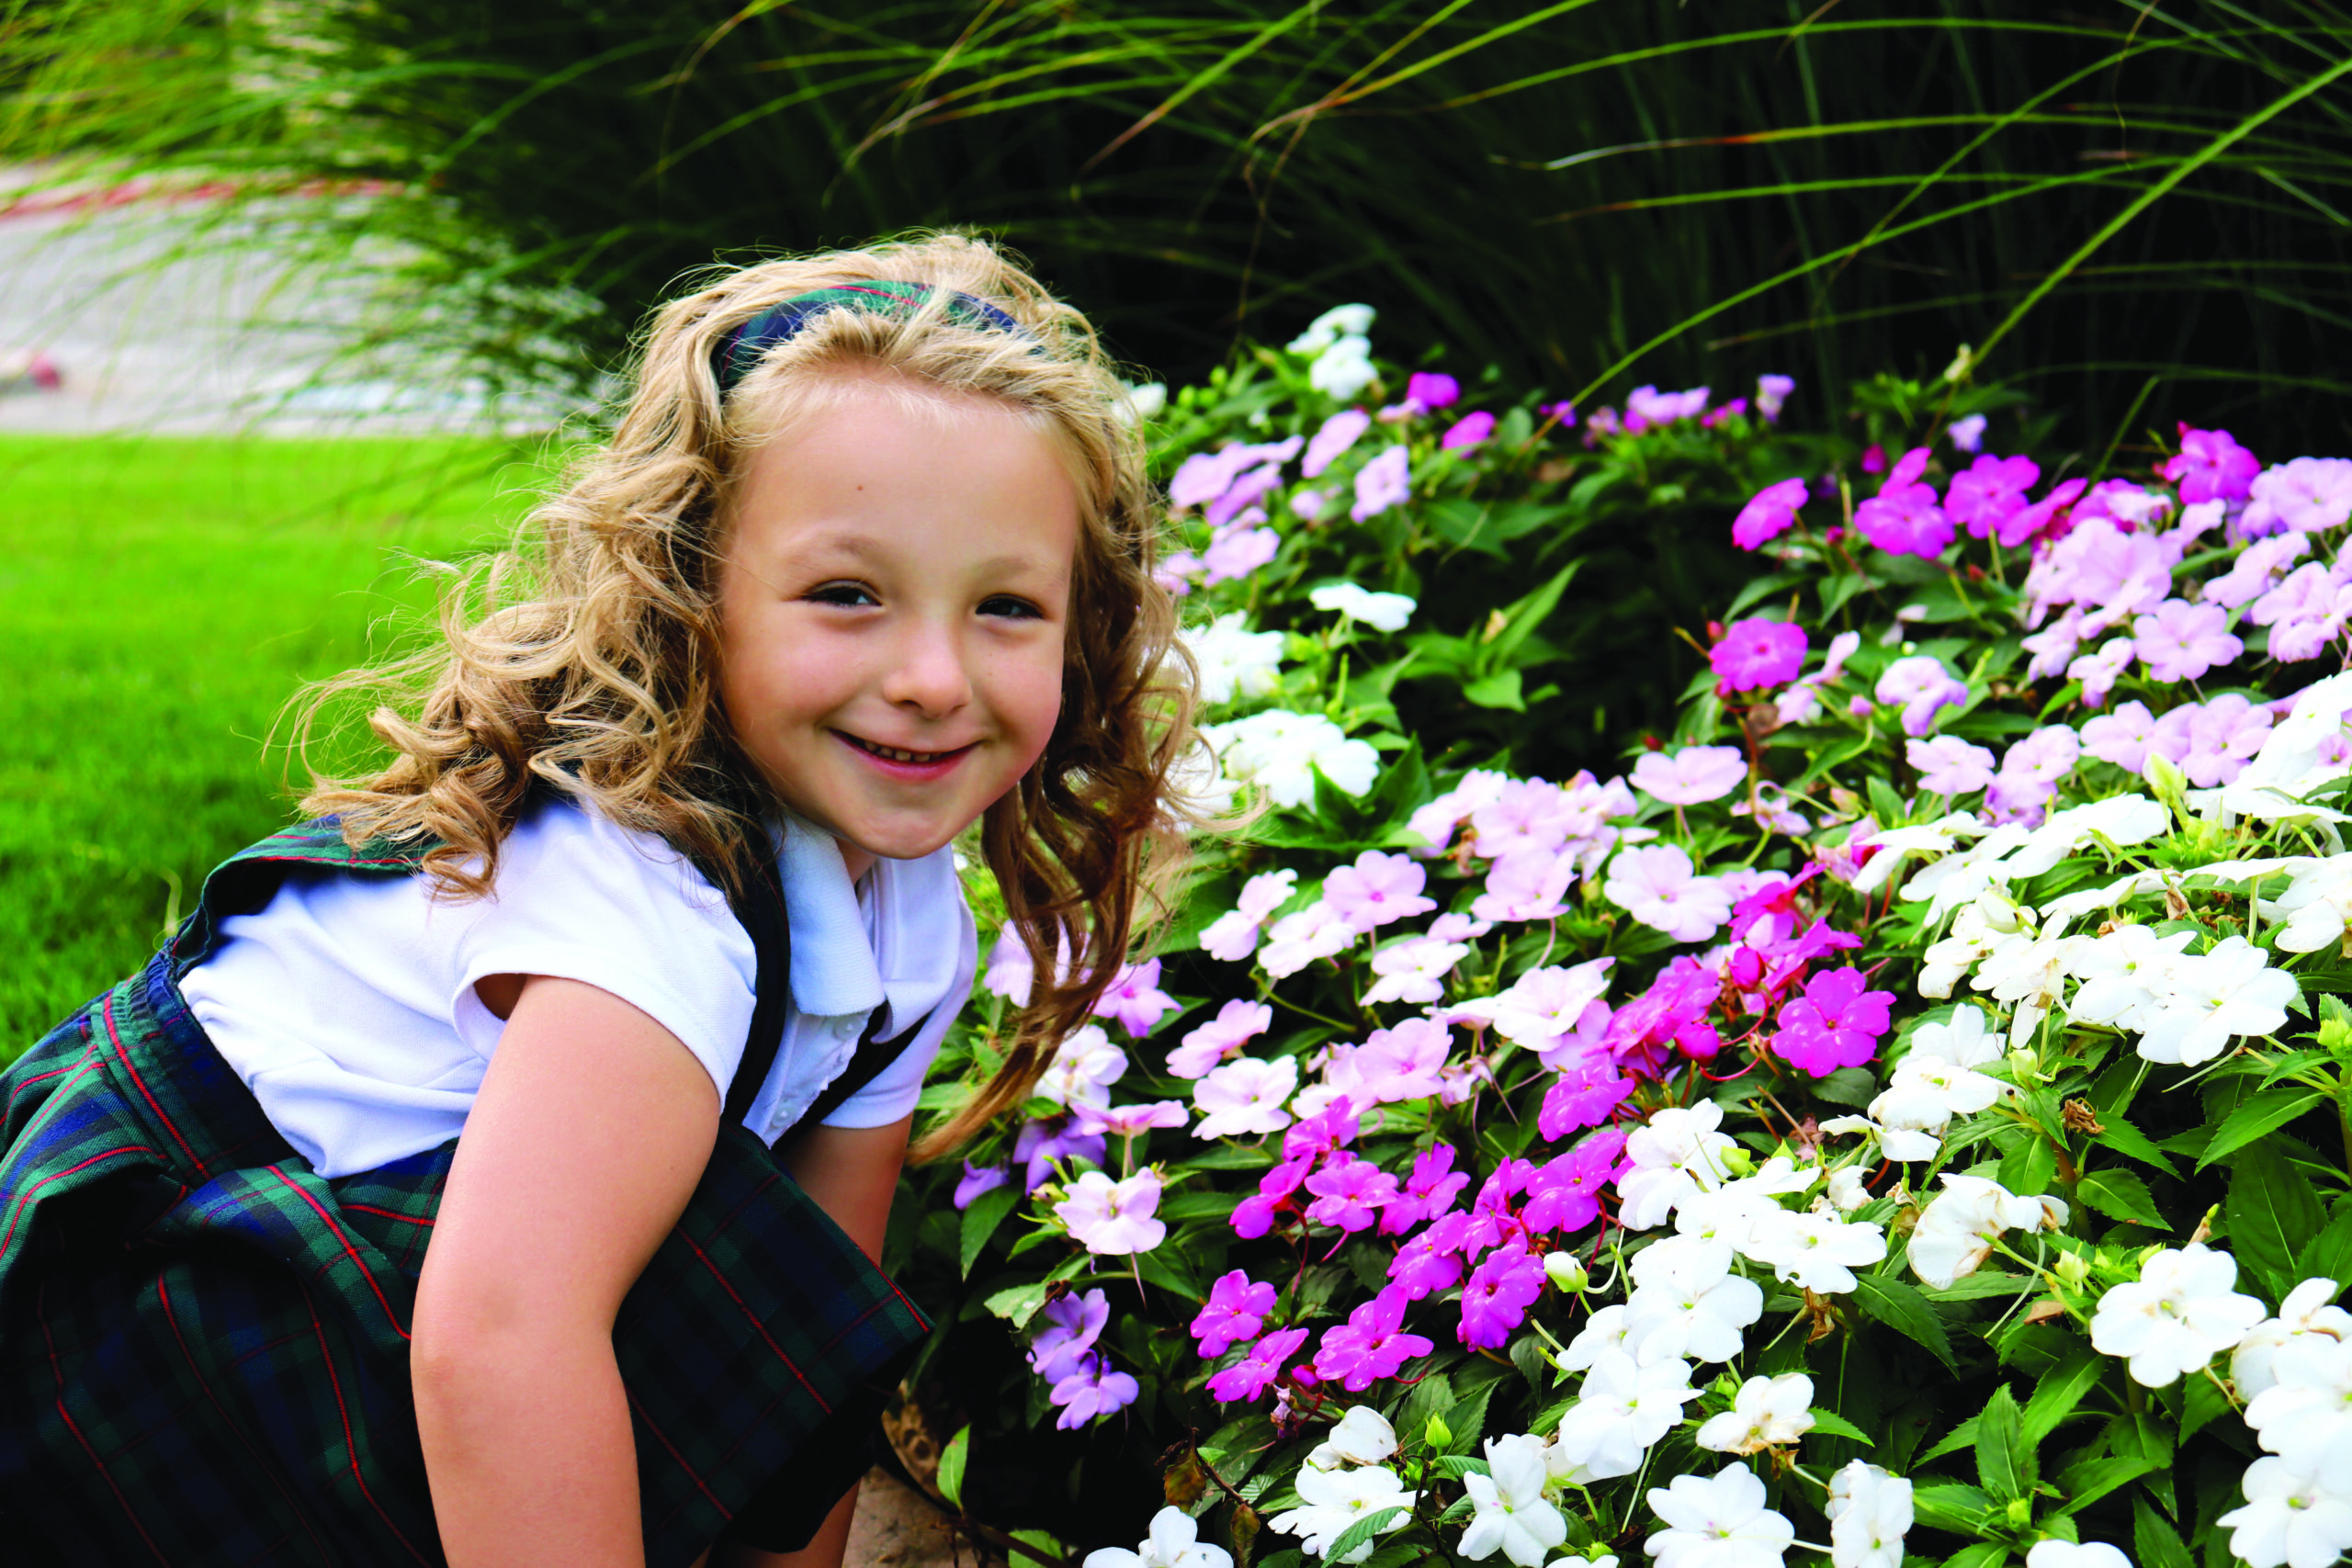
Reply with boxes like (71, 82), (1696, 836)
(0, 816), (933, 1565)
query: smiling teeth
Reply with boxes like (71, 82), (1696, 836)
(858, 739), (951, 763)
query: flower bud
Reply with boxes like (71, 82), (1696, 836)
(1544, 1253), (1589, 1293)
(2054, 1249), (2090, 1290)
(1424, 1414), (1453, 1450)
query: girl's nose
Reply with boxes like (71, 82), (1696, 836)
(879, 621), (973, 716)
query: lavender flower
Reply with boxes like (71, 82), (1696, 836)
(1874, 656), (1969, 737)
(1351, 446), (1411, 521)
(1948, 412), (1987, 453)
(1205, 1325), (1309, 1403)
(1756, 374), (1795, 422)
(1302, 408), (1372, 478)
(955, 1161), (1010, 1210)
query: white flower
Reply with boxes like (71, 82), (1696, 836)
(1695, 1374), (1815, 1455)
(2236, 1279), (2352, 1398)
(1623, 1255), (1766, 1366)
(1907, 1175), (2066, 1291)
(1036, 1025), (1128, 1111)
(2247, 1334), (2352, 1483)
(2090, 1242), (2267, 1386)
(1054, 1169), (1167, 1256)
(1082, 1506), (1235, 1568)
(1307, 1406), (1398, 1471)
(1741, 1211), (1888, 1295)
(1288, 303), (1376, 356)
(1826, 1461), (1912, 1568)
(1825, 1168), (1871, 1213)
(2265, 857), (2352, 953)
(1309, 581), (1417, 633)
(1545, 1349), (1698, 1480)
(1191, 1056), (1298, 1139)
(1560, 1304), (1634, 1371)
(1266, 1462), (1416, 1562)
(1459, 1434), (1568, 1567)
(1645, 1462), (1796, 1568)
(2136, 935), (2299, 1065)
(2218, 1455), (2352, 1568)
(1603, 844), (1734, 943)
(1260, 900), (1354, 979)
(1309, 336), (1379, 400)
(1971, 928), (2086, 1046)
(2022, 1542), (2131, 1568)
(2065, 922), (2196, 1031)
(1616, 1103), (1741, 1231)
(1184, 613), (1286, 706)
(1201, 710), (1380, 809)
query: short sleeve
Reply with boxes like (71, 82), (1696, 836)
(452, 798), (761, 1103)
(819, 892), (977, 1128)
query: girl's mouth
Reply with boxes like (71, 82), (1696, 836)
(836, 730), (977, 777)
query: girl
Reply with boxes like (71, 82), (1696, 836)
(0, 233), (1194, 1568)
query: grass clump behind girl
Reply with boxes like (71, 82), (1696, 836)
(0, 231), (1197, 1568)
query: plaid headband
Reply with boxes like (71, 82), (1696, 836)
(713, 278), (1027, 395)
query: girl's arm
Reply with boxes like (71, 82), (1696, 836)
(413, 974), (721, 1568)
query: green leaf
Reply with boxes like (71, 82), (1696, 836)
(1428, 1455), (1491, 1480)
(1854, 1271), (1959, 1372)
(1943, 1547), (2009, 1568)
(1997, 1132), (2058, 1197)
(2197, 1087), (2326, 1169)
(2132, 1492), (2195, 1568)
(2090, 1113), (2177, 1178)
(983, 1280), (1052, 1330)
(1319, 1507), (1408, 1567)
(2182, 1371), (2233, 1444)
(2076, 1169), (2168, 1231)
(1477, 561), (1579, 671)
(1910, 1482), (1997, 1536)
(2295, 1211), (2352, 1291)
(2052, 1454), (2161, 1516)
(1464, 669), (1524, 710)
(1975, 1384), (2032, 1503)
(1440, 1382), (1495, 1456)
(1925, 1271), (2033, 1303)
(936, 1425), (971, 1511)
(1807, 1409), (1872, 1443)
(1917, 1415), (1981, 1466)
(2019, 1348), (2105, 1450)
(959, 1183), (1020, 1278)
(2228, 1141), (2325, 1303)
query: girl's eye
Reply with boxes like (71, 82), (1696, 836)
(808, 581), (878, 608)
(979, 594), (1045, 620)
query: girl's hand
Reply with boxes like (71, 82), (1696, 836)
(413, 975), (721, 1568)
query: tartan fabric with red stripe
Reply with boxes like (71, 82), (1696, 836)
(0, 819), (931, 1565)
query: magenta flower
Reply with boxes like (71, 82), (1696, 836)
(1905, 735), (1996, 797)
(1458, 1241), (1546, 1349)
(1874, 656), (1969, 737)
(2164, 426), (2260, 504)
(955, 1160), (1010, 1210)
(1205, 1325), (1309, 1404)
(1388, 1213), (1472, 1299)
(1855, 473), (1953, 559)
(1771, 967), (1893, 1076)
(1193, 1269), (1279, 1358)
(1756, 375), (1794, 421)
(1441, 411), (1496, 451)
(1283, 1098), (1363, 1161)
(1999, 476), (2086, 550)
(1946, 454), (2040, 540)
(1314, 1284), (1435, 1392)
(1521, 1129), (1629, 1233)
(1304, 1156), (1401, 1233)
(1050, 1353), (1140, 1429)
(2134, 598), (2244, 683)
(1603, 964), (1724, 1077)
(1323, 850), (1438, 934)
(1230, 1156), (1314, 1239)
(1093, 957), (1179, 1037)
(1710, 618), (1808, 695)
(1303, 407), (1372, 478)
(1537, 1066), (1635, 1141)
(1733, 478), (1808, 550)
(1351, 446), (1411, 520)
(1406, 371), (1462, 412)
(1382, 1143), (1472, 1234)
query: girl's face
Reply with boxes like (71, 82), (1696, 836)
(716, 375), (1079, 874)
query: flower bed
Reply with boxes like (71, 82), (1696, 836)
(899, 310), (2352, 1568)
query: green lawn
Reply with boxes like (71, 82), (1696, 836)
(0, 434), (556, 1051)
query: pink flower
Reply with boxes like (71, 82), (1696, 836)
(1199, 867), (1299, 963)
(1303, 408), (1372, 478)
(1625, 385), (1708, 432)
(1406, 371), (1462, 412)
(1351, 446), (1411, 520)
(1283, 1099), (1362, 1162)
(1632, 745), (1748, 804)
(1323, 850), (1438, 933)
(2022, 607), (2086, 682)
(1168, 998), (1273, 1078)
(1537, 1066), (1636, 1142)
(1093, 957), (1178, 1036)
(1710, 619), (1809, 694)
(1203, 524), (1279, 584)
(1170, 439), (1297, 510)
(1339, 1018), (1453, 1106)
(2066, 637), (2136, 708)
(1521, 1129), (1630, 1231)
(1152, 550), (1200, 595)
(2243, 457), (2352, 535)
(1362, 934), (1470, 1006)
(1314, 1284), (1434, 1392)
(1056, 1168), (1167, 1255)
(1756, 375), (1794, 421)
(1771, 967), (1893, 1076)
(1073, 1100), (1190, 1138)
(1604, 845), (1734, 944)
(2203, 533), (2309, 609)
(1469, 777), (1581, 858)
(1946, 453), (2040, 540)
(2134, 598), (2244, 683)
(2163, 426), (2260, 505)
(1206, 1325), (1309, 1403)
(1906, 735), (1996, 796)
(1458, 1241), (1545, 1348)
(1733, 478), (1808, 550)
(2001, 725), (2082, 785)
(1440, 410), (1495, 451)
(1304, 1156), (1401, 1233)
(1874, 656), (1968, 737)
(1206, 463), (1285, 529)
(2180, 694), (2272, 786)
(1192, 1269), (1278, 1358)
(984, 930), (1038, 1004)
(2080, 700), (2164, 772)
(1470, 843), (1578, 924)
(1037, 1024), (1128, 1111)
(1193, 1057), (1298, 1139)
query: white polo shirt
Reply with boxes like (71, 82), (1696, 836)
(177, 796), (976, 1179)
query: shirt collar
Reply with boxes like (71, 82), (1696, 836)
(775, 814), (888, 1019)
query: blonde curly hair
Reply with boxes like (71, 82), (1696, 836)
(298, 231), (1197, 1159)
